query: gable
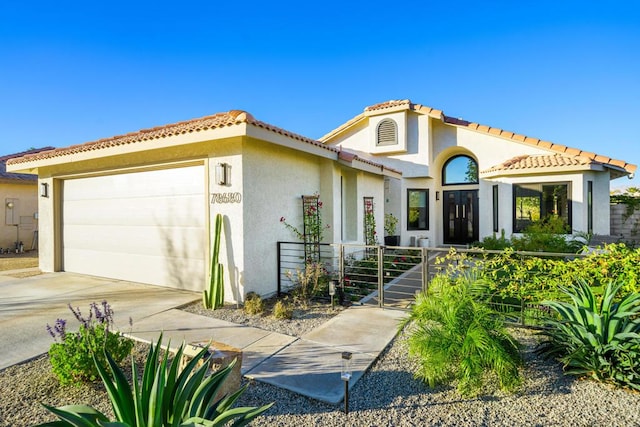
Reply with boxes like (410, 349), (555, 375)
(321, 99), (637, 179)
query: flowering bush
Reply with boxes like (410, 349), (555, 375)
(47, 301), (133, 386)
(280, 195), (329, 241)
(281, 193), (330, 263)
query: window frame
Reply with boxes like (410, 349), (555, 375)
(587, 180), (593, 234)
(442, 155), (479, 186)
(492, 184), (499, 233)
(512, 182), (572, 233)
(407, 188), (429, 231)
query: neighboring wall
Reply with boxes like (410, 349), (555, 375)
(610, 203), (640, 242)
(1, 182), (38, 250)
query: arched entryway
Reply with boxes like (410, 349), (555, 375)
(442, 155), (479, 245)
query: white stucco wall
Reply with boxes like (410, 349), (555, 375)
(241, 140), (323, 299)
(329, 111), (617, 246)
(240, 140), (385, 299)
(37, 176), (56, 272)
(583, 171), (611, 235)
(333, 112), (431, 178)
(208, 152), (244, 303)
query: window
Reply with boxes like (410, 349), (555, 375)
(376, 119), (397, 146)
(587, 180), (593, 234)
(513, 183), (571, 233)
(442, 155), (478, 185)
(492, 185), (499, 233)
(407, 189), (429, 230)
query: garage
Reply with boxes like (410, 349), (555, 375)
(61, 164), (207, 291)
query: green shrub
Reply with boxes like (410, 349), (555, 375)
(472, 229), (512, 250)
(537, 279), (640, 390)
(37, 333), (273, 426)
(46, 301), (133, 386)
(273, 298), (293, 319)
(511, 216), (588, 253)
(243, 292), (264, 315)
(401, 273), (522, 397)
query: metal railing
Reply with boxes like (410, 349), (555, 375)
(277, 241), (589, 327)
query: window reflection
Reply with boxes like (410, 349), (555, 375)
(513, 183), (571, 233)
(443, 155), (478, 185)
(407, 189), (428, 230)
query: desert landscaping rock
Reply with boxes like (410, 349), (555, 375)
(2, 324), (640, 426)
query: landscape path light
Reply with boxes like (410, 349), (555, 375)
(341, 351), (352, 414)
(329, 280), (336, 309)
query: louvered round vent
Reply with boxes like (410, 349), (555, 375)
(376, 119), (397, 146)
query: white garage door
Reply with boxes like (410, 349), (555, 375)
(62, 165), (206, 291)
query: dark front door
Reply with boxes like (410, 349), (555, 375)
(443, 190), (479, 244)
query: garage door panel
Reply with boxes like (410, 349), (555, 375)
(62, 165), (207, 291)
(64, 195), (205, 227)
(63, 168), (204, 201)
(63, 224), (205, 258)
(63, 248), (206, 289)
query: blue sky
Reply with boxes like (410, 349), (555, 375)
(2, 1), (639, 188)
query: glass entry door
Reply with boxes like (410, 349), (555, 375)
(443, 190), (479, 244)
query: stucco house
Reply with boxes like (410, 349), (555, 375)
(320, 100), (637, 247)
(1, 147), (55, 252)
(6, 111), (394, 300)
(6, 102), (636, 302)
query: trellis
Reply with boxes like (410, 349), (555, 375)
(302, 195), (321, 263)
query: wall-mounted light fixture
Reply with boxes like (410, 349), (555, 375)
(40, 182), (49, 198)
(215, 163), (230, 186)
(6, 201), (14, 209)
(435, 191), (440, 201)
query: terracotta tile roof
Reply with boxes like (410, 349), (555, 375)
(7, 111), (337, 166)
(440, 115), (637, 174)
(320, 99), (637, 176)
(365, 99), (412, 112)
(1, 147), (56, 182)
(5, 112), (398, 176)
(482, 154), (595, 174)
(321, 100), (443, 142)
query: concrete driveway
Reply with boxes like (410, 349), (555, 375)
(0, 271), (199, 370)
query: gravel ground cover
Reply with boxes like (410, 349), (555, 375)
(182, 297), (345, 337)
(2, 300), (640, 426)
(236, 328), (640, 427)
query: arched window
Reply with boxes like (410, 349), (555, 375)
(376, 119), (397, 146)
(442, 155), (478, 185)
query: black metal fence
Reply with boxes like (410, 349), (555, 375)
(277, 242), (588, 327)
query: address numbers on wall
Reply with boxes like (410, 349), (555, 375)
(210, 192), (242, 204)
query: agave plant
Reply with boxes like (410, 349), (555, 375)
(401, 272), (522, 397)
(537, 279), (640, 390)
(37, 334), (273, 426)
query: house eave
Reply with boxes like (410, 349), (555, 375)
(6, 124), (248, 174)
(480, 164), (603, 179)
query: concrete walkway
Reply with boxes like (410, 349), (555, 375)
(1, 269), (408, 406)
(128, 305), (407, 405)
